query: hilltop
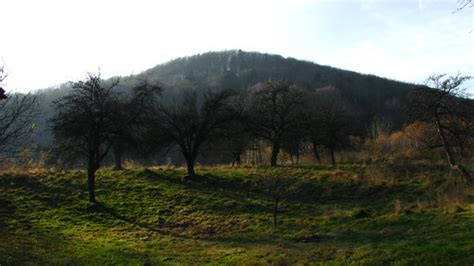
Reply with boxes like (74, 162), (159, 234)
(142, 50), (414, 128)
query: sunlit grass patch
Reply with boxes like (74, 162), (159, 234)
(0, 163), (473, 264)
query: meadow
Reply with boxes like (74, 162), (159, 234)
(0, 163), (473, 265)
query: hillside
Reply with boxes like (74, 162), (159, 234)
(141, 50), (414, 130)
(1, 164), (473, 264)
(35, 50), (416, 141)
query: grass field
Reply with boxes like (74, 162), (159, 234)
(0, 163), (473, 265)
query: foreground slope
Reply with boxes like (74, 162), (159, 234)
(0, 164), (473, 264)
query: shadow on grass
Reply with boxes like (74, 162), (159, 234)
(0, 173), (86, 208)
(0, 198), (14, 230)
(134, 168), (414, 218)
(85, 202), (196, 240)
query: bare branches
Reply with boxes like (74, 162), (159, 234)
(454, 0), (473, 12)
(246, 80), (306, 166)
(410, 74), (473, 181)
(0, 93), (38, 158)
(51, 72), (127, 203)
(305, 86), (355, 165)
(0, 65), (7, 100)
(153, 88), (238, 178)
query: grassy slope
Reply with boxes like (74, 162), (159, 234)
(0, 164), (473, 265)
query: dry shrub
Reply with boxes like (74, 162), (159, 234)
(436, 181), (473, 209)
(365, 121), (440, 162)
(123, 160), (144, 169)
(394, 199), (403, 216)
(415, 200), (428, 213)
(363, 165), (394, 187)
(328, 170), (358, 184)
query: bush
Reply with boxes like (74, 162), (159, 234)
(365, 122), (440, 162)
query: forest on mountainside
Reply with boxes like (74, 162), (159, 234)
(13, 50), (422, 167)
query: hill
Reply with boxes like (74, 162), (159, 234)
(141, 50), (415, 131)
(34, 50), (417, 144)
(1, 164), (473, 264)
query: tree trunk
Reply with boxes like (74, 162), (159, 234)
(330, 148), (336, 166)
(232, 153), (241, 167)
(434, 114), (471, 181)
(273, 198), (279, 228)
(435, 115), (456, 166)
(295, 143), (300, 165)
(270, 141), (280, 167)
(113, 144), (123, 170)
(87, 166), (96, 203)
(312, 141), (321, 162)
(186, 158), (196, 179)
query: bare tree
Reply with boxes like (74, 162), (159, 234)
(253, 174), (296, 228)
(246, 81), (306, 166)
(218, 119), (253, 166)
(51, 73), (121, 203)
(0, 93), (37, 159)
(0, 64), (37, 161)
(306, 87), (353, 166)
(155, 89), (238, 179)
(282, 124), (308, 165)
(51, 73), (158, 203)
(411, 74), (473, 181)
(110, 78), (161, 170)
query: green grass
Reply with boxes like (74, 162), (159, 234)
(0, 163), (473, 265)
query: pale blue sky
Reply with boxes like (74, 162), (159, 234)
(1, 0), (473, 94)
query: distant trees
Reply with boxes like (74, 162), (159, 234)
(410, 74), (473, 181)
(51, 73), (159, 203)
(153, 89), (238, 178)
(246, 81), (306, 166)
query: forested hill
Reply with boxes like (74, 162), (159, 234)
(144, 50), (413, 94)
(34, 50), (417, 146)
(141, 50), (415, 130)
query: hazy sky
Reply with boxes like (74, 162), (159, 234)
(1, 0), (473, 94)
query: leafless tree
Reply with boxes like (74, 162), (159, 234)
(306, 87), (353, 166)
(246, 81), (306, 166)
(110, 78), (161, 170)
(253, 174), (297, 228)
(218, 119), (253, 166)
(51, 73), (121, 203)
(411, 74), (473, 181)
(0, 93), (38, 159)
(155, 89), (238, 179)
(51, 73), (158, 203)
(0, 64), (38, 161)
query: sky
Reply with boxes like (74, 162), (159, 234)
(1, 0), (473, 95)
